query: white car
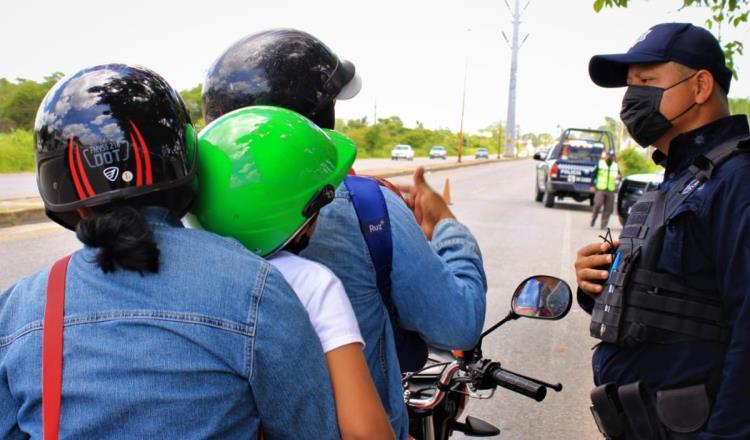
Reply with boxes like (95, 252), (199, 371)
(429, 146), (447, 160)
(391, 144), (414, 161)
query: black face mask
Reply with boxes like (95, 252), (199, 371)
(620, 73), (697, 148)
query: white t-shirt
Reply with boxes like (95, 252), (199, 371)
(269, 251), (364, 353)
(182, 214), (363, 353)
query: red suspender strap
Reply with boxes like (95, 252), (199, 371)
(43, 255), (71, 440)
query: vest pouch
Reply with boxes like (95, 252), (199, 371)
(620, 322), (649, 348)
(656, 384), (710, 438)
(590, 256), (638, 344)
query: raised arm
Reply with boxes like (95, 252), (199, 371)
(390, 168), (487, 350)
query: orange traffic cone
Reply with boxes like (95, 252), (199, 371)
(442, 178), (452, 205)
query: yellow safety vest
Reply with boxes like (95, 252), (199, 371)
(596, 160), (618, 192)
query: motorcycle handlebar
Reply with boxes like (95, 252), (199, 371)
(489, 366), (547, 402)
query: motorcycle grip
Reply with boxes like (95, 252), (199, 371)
(490, 367), (547, 402)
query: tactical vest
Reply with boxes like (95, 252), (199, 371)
(590, 136), (749, 347)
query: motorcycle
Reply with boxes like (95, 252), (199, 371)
(404, 275), (573, 440)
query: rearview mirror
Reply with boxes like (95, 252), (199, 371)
(533, 151), (545, 161)
(512, 275), (572, 320)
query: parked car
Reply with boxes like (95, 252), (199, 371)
(391, 144), (414, 161)
(534, 128), (615, 208)
(617, 171), (663, 226)
(429, 146), (447, 160)
(475, 148), (489, 159)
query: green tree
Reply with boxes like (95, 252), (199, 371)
(618, 147), (661, 176)
(1, 80), (43, 131)
(180, 84), (204, 130)
(0, 77), (58, 131)
(597, 116), (630, 151)
(521, 132), (539, 147)
(729, 97), (750, 120)
(345, 117), (368, 129)
(479, 121), (504, 156)
(378, 116), (405, 138)
(400, 126), (434, 154)
(537, 132), (555, 146)
(593, 0), (749, 75)
(363, 124), (385, 154)
(43, 72), (65, 88)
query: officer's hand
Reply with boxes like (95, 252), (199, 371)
(575, 241), (617, 296)
(397, 167), (455, 240)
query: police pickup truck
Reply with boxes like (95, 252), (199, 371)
(534, 128), (614, 208)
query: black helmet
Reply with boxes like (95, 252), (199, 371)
(202, 28), (361, 128)
(34, 64), (197, 229)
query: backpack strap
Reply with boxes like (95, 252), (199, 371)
(43, 255), (72, 440)
(344, 175), (429, 372)
(344, 176), (428, 373)
(344, 176), (395, 309)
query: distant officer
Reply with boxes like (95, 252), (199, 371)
(575, 23), (750, 439)
(590, 150), (619, 229)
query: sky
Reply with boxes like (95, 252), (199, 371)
(1, 0), (748, 136)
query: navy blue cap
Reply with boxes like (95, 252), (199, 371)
(589, 23), (732, 93)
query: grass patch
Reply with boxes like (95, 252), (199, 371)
(0, 129), (35, 173)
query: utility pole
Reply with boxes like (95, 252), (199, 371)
(457, 59), (468, 163)
(503, 0), (529, 158)
(373, 99), (377, 125)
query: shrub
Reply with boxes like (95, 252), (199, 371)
(0, 129), (35, 173)
(618, 147), (660, 176)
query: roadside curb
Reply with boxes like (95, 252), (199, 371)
(0, 158), (525, 228)
(0, 197), (46, 228)
(364, 157), (520, 178)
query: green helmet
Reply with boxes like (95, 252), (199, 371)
(193, 106), (356, 256)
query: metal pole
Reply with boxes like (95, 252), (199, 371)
(458, 59), (468, 163)
(504, 0), (521, 158)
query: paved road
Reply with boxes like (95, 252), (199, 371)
(392, 161), (614, 440)
(0, 160), (612, 439)
(0, 173), (37, 199)
(0, 156), (495, 199)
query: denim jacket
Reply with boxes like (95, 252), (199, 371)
(0, 208), (339, 439)
(301, 184), (487, 439)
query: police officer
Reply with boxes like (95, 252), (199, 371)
(591, 150), (619, 229)
(575, 23), (750, 439)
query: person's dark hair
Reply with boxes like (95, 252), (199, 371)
(75, 186), (193, 274)
(77, 204), (159, 274)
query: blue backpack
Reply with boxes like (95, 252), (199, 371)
(344, 176), (429, 373)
